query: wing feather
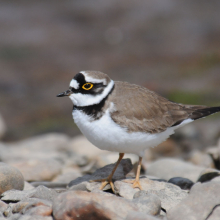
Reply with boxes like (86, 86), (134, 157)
(108, 82), (210, 134)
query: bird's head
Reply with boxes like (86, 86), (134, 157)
(57, 71), (114, 107)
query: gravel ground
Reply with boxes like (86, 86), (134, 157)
(0, 130), (219, 219)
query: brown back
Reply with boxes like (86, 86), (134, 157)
(108, 81), (208, 134)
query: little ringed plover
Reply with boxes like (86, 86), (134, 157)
(57, 71), (220, 192)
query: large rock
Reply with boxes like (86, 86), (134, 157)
(147, 158), (205, 182)
(167, 182), (220, 220)
(9, 159), (62, 181)
(114, 177), (188, 211)
(53, 191), (139, 220)
(0, 162), (24, 195)
(68, 158), (133, 191)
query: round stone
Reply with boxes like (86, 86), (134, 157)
(0, 162), (24, 195)
(168, 177), (194, 190)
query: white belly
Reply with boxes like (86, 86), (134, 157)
(72, 108), (190, 157)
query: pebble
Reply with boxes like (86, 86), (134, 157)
(168, 177), (194, 190)
(0, 162), (24, 195)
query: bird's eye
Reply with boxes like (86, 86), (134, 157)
(82, 83), (93, 90)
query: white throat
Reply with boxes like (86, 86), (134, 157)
(69, 80), (114, 106)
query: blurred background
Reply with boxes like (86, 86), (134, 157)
(0, 0), (220, 152)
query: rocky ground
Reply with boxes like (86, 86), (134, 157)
(0, 113), (220, 220)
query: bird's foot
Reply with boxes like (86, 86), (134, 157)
(123, 179), (143, 190)
(90, 177), (115, 193)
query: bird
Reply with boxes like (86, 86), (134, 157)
(57, 70), (220, 192)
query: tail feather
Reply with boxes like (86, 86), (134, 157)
(171, 106), (220, 127)
(190, 106), (220, 120)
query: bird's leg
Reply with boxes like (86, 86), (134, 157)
(123, 156), (143, 190)
(90, 153), (124, 193)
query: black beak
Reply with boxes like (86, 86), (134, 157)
(56, 89), (72, 97)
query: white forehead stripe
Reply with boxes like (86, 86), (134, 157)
(70, 79), (79, 89)
(80, 71), (107, 85)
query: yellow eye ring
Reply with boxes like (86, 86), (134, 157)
(82, 83), (93, 90)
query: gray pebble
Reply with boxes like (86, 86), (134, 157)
(0, 162), (24, 195)
(168, 177), (194, 190)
